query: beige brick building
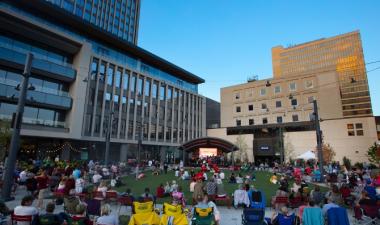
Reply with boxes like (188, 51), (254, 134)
(209, 31), (377, 164)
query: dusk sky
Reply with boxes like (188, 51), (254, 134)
(138, 0), (380, 115)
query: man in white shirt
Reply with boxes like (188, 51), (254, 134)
(19, 170), (28, 184)
(92, 171), (102, 184)
(233, 185), (250, 208)
(14, 195), (38, 225)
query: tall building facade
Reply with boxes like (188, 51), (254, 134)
(272, 31), (372, 118)
(0, 0), (206, 162)
(45, 0), (140, 44)
(211, 31), (377, 163)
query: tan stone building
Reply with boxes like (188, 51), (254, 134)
(209, 31), (377, 164)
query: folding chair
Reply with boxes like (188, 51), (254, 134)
(353, 204), (380, 225)
(93, 191), (105, 201)
(327, 207), (349, 225)
(241, 208), (266, 225)
(160, 202), (188, 225)
(289, 196), (303, 209)
(11, 214), (32, 225)
(117, 196), (134, 213)
(214, 195), (231, 208)
(277, 213), (295, 225)
(105, 191), (118, 203)
(273, 196), (289, 211)
(191, 207), (215, 225)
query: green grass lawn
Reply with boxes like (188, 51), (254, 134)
(115, 170), (328, 206)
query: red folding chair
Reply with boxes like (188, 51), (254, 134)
(273, 196), (289, 210)
(106, 191), (118, 203)
(93, 191), (105, 200)
(118, 196), (134, 213)
(214, 195), (231, 208)
(289, 196), (303, 209)
(11, 213), (33, 225)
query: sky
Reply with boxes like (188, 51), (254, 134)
(137, 0), (380, 115)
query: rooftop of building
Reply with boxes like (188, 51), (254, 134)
(272, 30), (360, 51)
(4, 0), (205, 85)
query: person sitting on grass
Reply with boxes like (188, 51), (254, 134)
(229, 173), (236, 183)
(270, 173), (278, 184)
(164, 182), (171, 194)
(236, 173), (244, 184)
(192, 178), (205, 204)
(189, 179), (196, 193)
(310, 186), (324, 206)
(97, 181), (108, 197)
(121, 188), (135, 201)
(156, 184), (169, 198)
(170, 180), (178, 193)
(140, 187), (155, 202)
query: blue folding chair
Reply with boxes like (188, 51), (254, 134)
(327, 207), (349, 225)
(277, 213), (295, 225)
(241, 208), (266, 225)
(248, 190), (266, 209)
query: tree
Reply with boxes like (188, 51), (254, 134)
(316, 143), (335, 163)
(0, 119), (12, 161)
(367, 142), (380, 166)
(234, 135), (249, 163)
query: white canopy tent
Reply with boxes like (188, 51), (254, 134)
(296, 150), (316, 160)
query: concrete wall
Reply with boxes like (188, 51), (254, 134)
(283, 117), (377, 163)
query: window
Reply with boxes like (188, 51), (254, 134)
(347, 124), (354, 129)
(355, 123), (364, 136)
(248, 105), (253, 111)
(274, 86), (281, 94)
(260, 88), (266, 96)
(276, 101), (282, 108)
(107, 66), (114, 86)
(307, 96), (315, 104)
(262, 118), (268, 124)
(305, 80), (313, 89)
(277, 116), (283, 123)
(236, 120), (241, 126)
(348, 130), (355, 136)
(291, 99), (298, 106)
(236, 106), (241, 113)
(355, 123), (363, 129)
(249, 119), (254, 125)
(289, 82), (296, 91)
(261, 103), (267, 109)
(235, 93), (240, 99)
(292, 114), (299, 122)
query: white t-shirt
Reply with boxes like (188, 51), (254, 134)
(14, 205), (38, 225)
(75, 178), (85, 193)
(93, 174), (102, 184)
(219, 172), (225, 180)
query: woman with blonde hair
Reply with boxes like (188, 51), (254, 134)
(96, 204), (118, 225)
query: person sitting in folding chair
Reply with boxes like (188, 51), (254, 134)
(14, 195), (38, 225)
(192, 194), (220, 225)
(241, 208), (266, 225)
(248, 185), (265, 209)
(96, 204), (118, 225)
(271, 206), (298, 225)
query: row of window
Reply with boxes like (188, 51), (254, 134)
(235, 96), (314, 113)
(235, 80), (313, 99)
(236, 114), (301, 126)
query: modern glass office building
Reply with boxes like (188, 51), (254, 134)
(45, 0), (140, 44)
(0, 0), (206, 162)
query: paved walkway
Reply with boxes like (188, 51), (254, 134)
(5, 188), (356, 225)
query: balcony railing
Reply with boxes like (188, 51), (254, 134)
(0, 83), (72, 110)
(0, 47), (76, 82)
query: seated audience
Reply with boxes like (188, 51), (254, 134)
(310, 186), (324, 206)
(64, 189), (80, 215)
(192, 194), (220, 225)
(233, 185), (250, 208)
(96, 204), (118, 225)
(322, 197), (339, 217)
(172, 186), (186, 208)
(37, 202), (63, 225)
(229, 173), (236, 184)
(14, 195), (38, 221)
(69, 204), (92, 225)
(206, 178), (217, 196)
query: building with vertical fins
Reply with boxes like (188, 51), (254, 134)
(0, 0), (206, 162)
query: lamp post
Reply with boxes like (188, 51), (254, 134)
(313, 100), (324, 182)
(1, 53), (33, 201)
(104, 103), (114, 166)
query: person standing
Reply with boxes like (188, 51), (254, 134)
(35, 170), (49, 209)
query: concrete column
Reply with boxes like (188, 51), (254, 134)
(120, 144), (128, 162)
(160, 146), (166, 164)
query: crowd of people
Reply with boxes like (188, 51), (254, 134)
(1, 157), (379, 225)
